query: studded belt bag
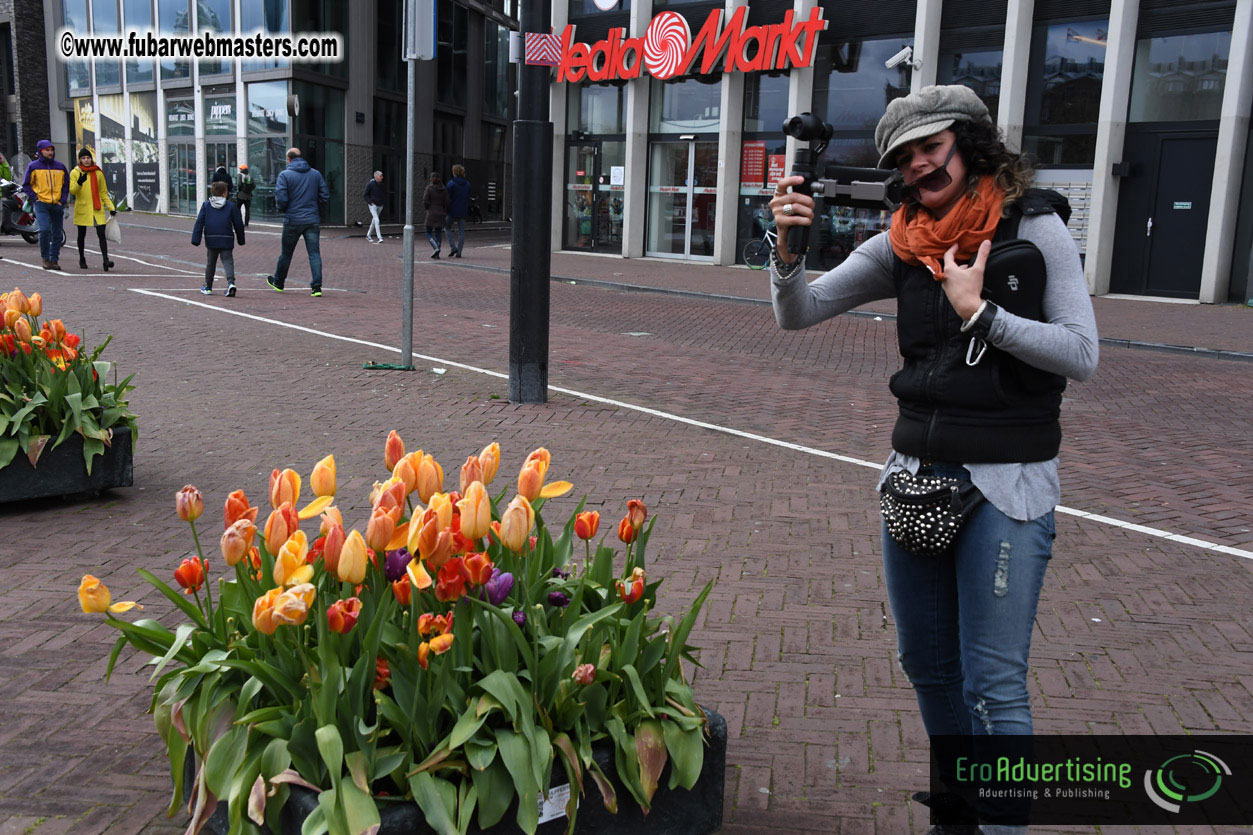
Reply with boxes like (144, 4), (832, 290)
(879, 470), (986, 556)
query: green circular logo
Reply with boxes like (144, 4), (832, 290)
(1144, 750), (1230, 813)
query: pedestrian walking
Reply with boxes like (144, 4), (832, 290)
(769, 86), (1099, 834)
(445, 163), (471, 257)
(236, 164), (255, 226)
(192, 180), (245, 297)
(363, 170), (385, 244)
(265, 147), (329, 297)
(423, 173), (449, 259)
(22, 140), (70, 270)
(211, 165), (233, 199)
(68, 149), (116, 272)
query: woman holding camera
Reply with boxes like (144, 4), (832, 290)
(770, 86), (1098, 834)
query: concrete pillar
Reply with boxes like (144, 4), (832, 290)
(713, 0), (748, 266)
(1199, 0), (1253, 303)
(1085, 0), (1140, 296)
(155, 0), (168, 215)
(912, 0), (942, 91)
(784, 0), (816, 173)
(998, 0), (1034, 152)
(192, 1), (206, 208)
(622, 0), (654, 258)
(550, 1), (570, 252)
(234, 0), (248, 176)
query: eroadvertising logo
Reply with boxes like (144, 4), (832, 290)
(554, 6), (828, 83)
(1143, 749), (1231, 813)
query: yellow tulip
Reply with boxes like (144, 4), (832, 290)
(274, 530), (313, 587)
(457, 482), (491, 540)
(406, 558), (432, 590)
(310, 455), (336, 497)
(3, 308), (19, 330)
(269, 468), (301, 509)
(498, 496), (535, 552)
(428, 492), (454, 531)
(271, 583), (316, 628)
(7, 288), (28, 314)
(416, 454), (444, 504)
(338, 530), (368, 584)
(77, 574), (140, 614)
(479, 442), (501, 485)
(251, 587), (283, 634)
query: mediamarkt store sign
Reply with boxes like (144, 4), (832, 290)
(555, 7), (828, 83)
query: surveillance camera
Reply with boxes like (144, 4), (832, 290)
(885, 45), (916, 70)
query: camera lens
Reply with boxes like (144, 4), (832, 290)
(782, 113), (834, 143)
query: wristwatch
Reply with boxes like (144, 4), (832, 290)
(960, 300), (998, 338)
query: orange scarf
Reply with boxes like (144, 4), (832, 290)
(888, 176), (1005, 281)
(78, 164), (103, 211)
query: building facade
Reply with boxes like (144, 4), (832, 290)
(36, 0), (517, 226)
(1, 0), (53, 164)
(546, 0), (1253, 302)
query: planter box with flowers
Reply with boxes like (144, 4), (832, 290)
(0, 286), (137, 502)
(79, 435), (721, 835)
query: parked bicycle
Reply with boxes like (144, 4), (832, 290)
(743, 228), (778, 270)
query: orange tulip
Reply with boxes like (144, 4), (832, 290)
(525, 447), (552, 469)
(392, 455), (418, 495)
(274, 530), (313, 586)
(338, 530), (368, 584)
(427, 492), (454, 531)
(417, 612), (454, 636)
(415, 454), (444, 504)
(575, 511), (600, 540)
(175, 485), (204, 522)
(7, 288), (28, 314)
(384, 430), (406, 471)
(373, 479), (407, 517)
(365, 505), (398, 552)
(460, 455), (482, 494)
(224, 489), (259, 529)
(463, 552), (494, 586)
(78, 574), (139, 614)
(319, 506), (343, 536)
(326, 597), (362, 634)
(270, 583), (315, 628)
(418, 632), (455, 670)
(251, 588), (283, 634)
(413, 514), (453, 569)
(174, 558), (206, 593)
(374, 658), (391, 690)
(616, 567), (646, 604)
(220, 518), (256, 566)
(617, 516), (637, 544)
(627, 499), (647, 530)
(321, 522), (346, 575)
(46, 318), (65, 343)
(263, 503), (300, 555)
(269, 468), (301, 509)
(3, 309), (20, 330)
(478, 442), (501, 485)
(392, 578), (412, 605)
(517, 460), (544, 502)
(497, 496), (535, 552)
(310, 455), (336, 497)
(27, 293), (42, 317)
(457, 482), (491, 540)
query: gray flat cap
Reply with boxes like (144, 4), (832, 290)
(874, 84), (991, 169)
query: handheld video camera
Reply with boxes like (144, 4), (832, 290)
(781, 113), (905, 257)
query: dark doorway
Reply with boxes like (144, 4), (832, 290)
(1111, 129), (1217, 298)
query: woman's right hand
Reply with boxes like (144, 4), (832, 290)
(769, 175), (815, 264)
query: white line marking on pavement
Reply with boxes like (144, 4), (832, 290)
(128, 287), (1253, 561)
(82, 247), (201, 274)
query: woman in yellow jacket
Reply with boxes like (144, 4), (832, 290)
(68, 149), (116, 272)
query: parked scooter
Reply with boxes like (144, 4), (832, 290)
(0, 179), (39, 244)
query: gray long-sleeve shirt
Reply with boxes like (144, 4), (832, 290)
(771, 212), (1099, 521)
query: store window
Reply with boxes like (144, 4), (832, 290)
(376, 0), (403, 93)
(123, 0), (154, 84)
(568, 83), (627, 135)
(94, 0), (122, 87)
(736, 72), (789, 265)
(204, 94), (237, 135)
(158, 0), (190, 80)
(484, 21), (512, 119)
(937, 48), (1003, 120)
(198, 0), (233, 76)
(1023, 19), (1107, 166)
(64, 0), (90, 96)
(167, 98), (195, 137)
(241, 0), (288, 72)
(246, 81), (289, 219)
(293, 0), (347, 78)
(433, 115), (465, 181)
(649, 75), (721, 134)
(436, 2), (469, 108)
(1128, 31), (1230, 123)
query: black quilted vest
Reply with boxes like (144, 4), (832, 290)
(889, 189), (1071, 464)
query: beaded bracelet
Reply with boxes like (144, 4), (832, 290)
(770, 246), (806, 281)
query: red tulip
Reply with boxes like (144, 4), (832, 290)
(326, 597), (362, 634)
(575, 511), (600, 540)
(616, 567), (645, 604)
(617, 516), (636, 544)
(174, 558), (206, 593)
(224, 489), (259, 529)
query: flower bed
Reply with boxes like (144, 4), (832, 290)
(0, 286), (136, 500)
(79, 437), (718, 835)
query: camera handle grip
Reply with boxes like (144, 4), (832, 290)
(786, 149), (817, 257)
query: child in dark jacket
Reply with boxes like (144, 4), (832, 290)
(192, 181), (246, 296)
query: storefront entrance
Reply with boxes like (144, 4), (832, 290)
(563, 141), (625, 253)
(167, 143), (196, 215)
(206, 141), (238, 186)
(646, 139), (718, 260)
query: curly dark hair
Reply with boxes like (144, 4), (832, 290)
(902, 119), (1035, 217)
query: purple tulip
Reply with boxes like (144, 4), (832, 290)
(482, 568), (515, 606)
(552, 567), (570, 580)
(384, 548), (411, 582)
(512, 610), (527, 627)
(548, 591), (570, 608)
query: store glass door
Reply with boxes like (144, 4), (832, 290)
(564, 143), (600, 251)
(168, 143), (196, 214)
(206, 141), (238, 186)
(645, 139), (717, 260)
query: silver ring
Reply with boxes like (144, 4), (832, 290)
(782, 203), (796, 216)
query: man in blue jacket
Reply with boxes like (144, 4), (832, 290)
(445, 164), (471, 258)
(266, 147), (330, 296)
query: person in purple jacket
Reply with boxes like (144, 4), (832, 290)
(22, 140), (70, 270)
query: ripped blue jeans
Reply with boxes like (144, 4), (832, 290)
(883, 462), (1055, 738)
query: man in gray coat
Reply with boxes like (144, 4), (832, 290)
(266, 147), (330, 296)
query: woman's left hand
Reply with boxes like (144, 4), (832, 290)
(940, 239), (990, 321)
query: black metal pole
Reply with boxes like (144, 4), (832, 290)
(509, 0), (553, 403)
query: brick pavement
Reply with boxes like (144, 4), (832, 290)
(0, 217), (1250, 835)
